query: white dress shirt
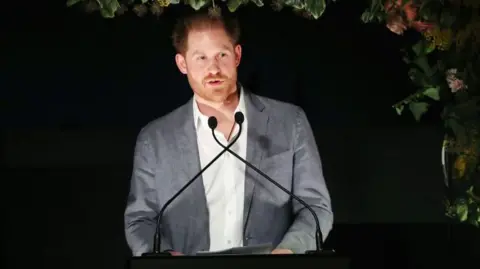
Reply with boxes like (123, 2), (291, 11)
(193, 89), (248, 252)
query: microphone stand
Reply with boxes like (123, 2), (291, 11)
(142, 124), (243, 257)
(209, 113), (331, 255)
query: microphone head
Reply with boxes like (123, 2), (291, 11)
(208, 116), (218, 129)
(234, 112), (245, 124)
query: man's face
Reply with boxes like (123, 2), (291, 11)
(175, 26), (242, 104)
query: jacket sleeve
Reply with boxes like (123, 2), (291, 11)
(124, 130), (173, 256)
(276, 107), (334, 253)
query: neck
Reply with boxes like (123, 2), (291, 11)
(195, 89), (240, 122)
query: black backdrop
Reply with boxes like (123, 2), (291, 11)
(3, 1), (479, 269)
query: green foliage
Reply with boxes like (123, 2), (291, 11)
(98, 0), (122, 18)
(446, 186), (480, 227)
(226, 0), (246, 12)
(305, 0), (326, 19)
(67, 0), (122, 17)
(361, 0), (386, 23)
(380, 0), (480, 225)
(65, 0), (331, 18)
(188, 0), (209, 10)
(409, 102), (429, 121)
(66, 0), (83, 6)
(423, 87), (440, 100)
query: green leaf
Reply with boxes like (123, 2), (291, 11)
(284, 0), (305, 9)
(97, 0), (121, 18)
(360, 9), (385, 23)
(394, 105), (404, 115)
(360, 10), (374, 23)
(467, 186), (480, 202)
(411, 39), (435, 56)
(141, 0), (149, 3)
(425, 42), (435, 54)
(414, 56), (433, 77)
(423, 87), (440, 101)
(249, 0), (264, 7)
(66, 0), (83, 6)
(304, 0), (326, 19)
(456, 200), (469, 222)
(375, 13), (384, 22)
(409, 102), (429, 121)
(188, 0), (209, 10)
(445, 117), (466, 140)
(477, 207), (480, 224)
(227, 0), (244, 12)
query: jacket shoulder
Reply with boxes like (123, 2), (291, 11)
(136, 102), (190, 140)
(252, 93), (303, 117)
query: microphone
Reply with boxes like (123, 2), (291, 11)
(142, 118), (244, 257)
(209, 112), (326, 255)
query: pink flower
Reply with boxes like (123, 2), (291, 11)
(386, 14), (407, 35)
(446, 68), (468, 93)
(411, 21), (435, 32)
(384, 0), (434, 35)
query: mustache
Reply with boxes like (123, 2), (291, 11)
(204, 74), (228, 81)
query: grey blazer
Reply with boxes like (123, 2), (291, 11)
(124, 90), (333, 256)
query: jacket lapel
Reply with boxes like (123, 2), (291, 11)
(243, 91), (269, 231)
(173, 99), (210, 251)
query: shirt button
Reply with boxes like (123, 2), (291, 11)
(228, 211), (232, 215)
(227, 240), (231, 244)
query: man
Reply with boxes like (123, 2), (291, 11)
(124, 8), (333, 256)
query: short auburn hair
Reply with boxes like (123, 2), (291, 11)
(171, 7), (241, 54)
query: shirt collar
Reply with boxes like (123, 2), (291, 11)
(193, 85), (247, 130)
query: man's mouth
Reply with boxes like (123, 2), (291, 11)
(207, 80), (224, 85)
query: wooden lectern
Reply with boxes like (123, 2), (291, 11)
(127, 254), (350, 269)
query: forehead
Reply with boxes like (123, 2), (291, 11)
(185, 26), (234, 52)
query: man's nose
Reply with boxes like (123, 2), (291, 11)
(207, 60), (220, 74)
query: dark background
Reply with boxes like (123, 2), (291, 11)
(2, 0), (479, 268)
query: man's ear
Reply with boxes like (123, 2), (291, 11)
(234, 44), (242, 67)
(175, 53), (188, 74)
